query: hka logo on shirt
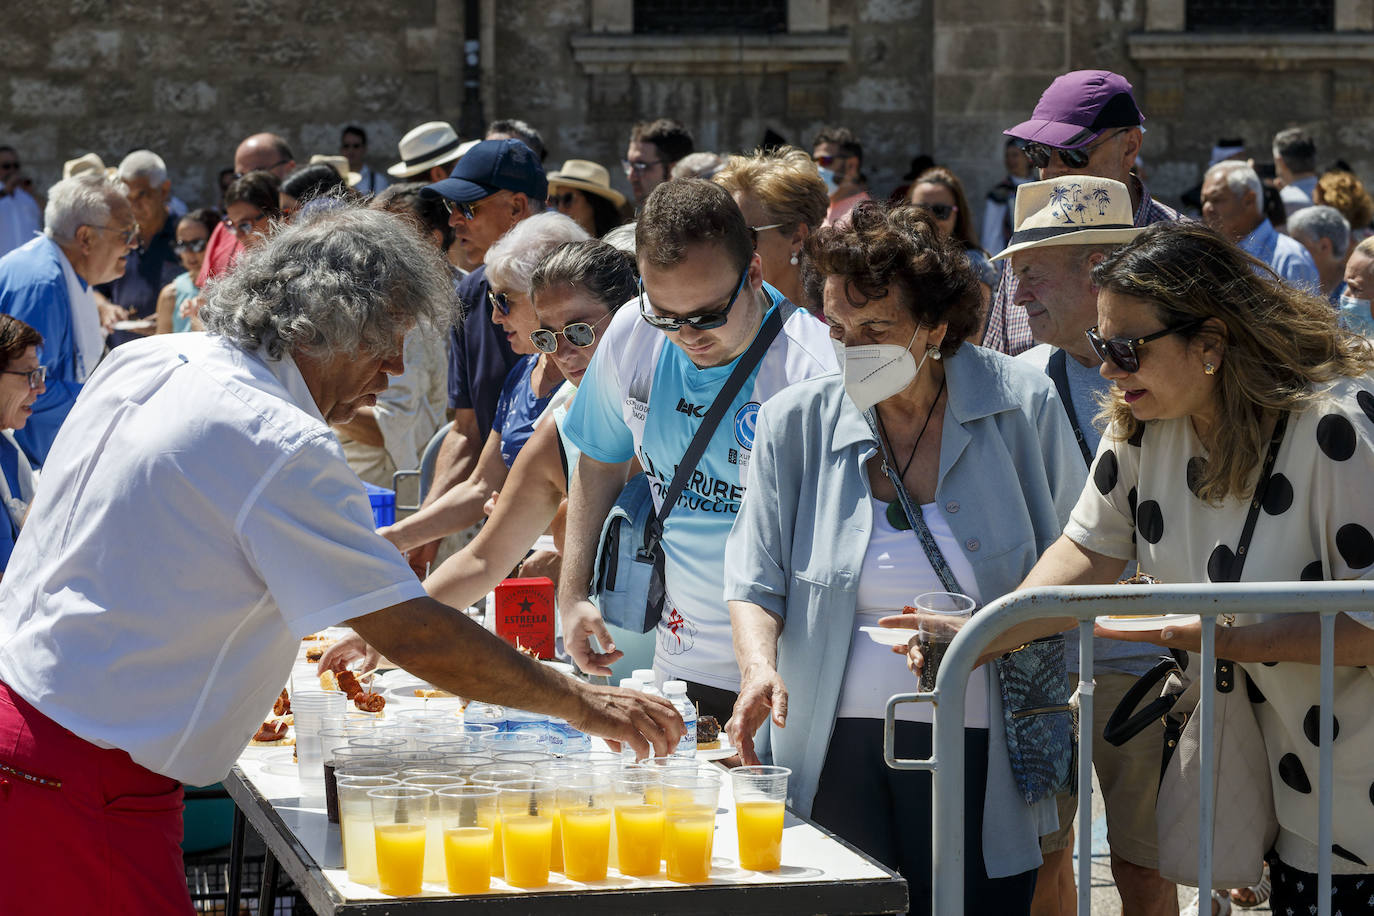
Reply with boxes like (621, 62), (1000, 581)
(675, 398), (707, 417)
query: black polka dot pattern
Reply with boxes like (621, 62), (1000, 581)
(1369, 782), (1374, 806)
(1317, 413), (1357, 461)
(1136, 500), (1164, 544)
(1358, 389), (1374, 425)
(1186, 456), (1207, 499)
(1300, 560), (1324, 581)
(1333, 844), (1368, 866)
(1337, 524), (1374, 569)
(1094, 450), (1119, 495)
(1245, 675), (1266, 704)
(1127, 487), (1138, 519)
(1278, 753), (1312, 794)
(1261, 473), (1293, 516)
(1127, 425), (1144, 447)
(1262, 661), (1279, 667)
(1207, 545), (1238, 583)
(1302, 705), (1340, 745)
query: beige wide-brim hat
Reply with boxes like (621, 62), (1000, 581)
(309, 154), (362, 187)
(388, 121), (478, 178)
(991, 175), (1145, 262)
(547, 159), (626, 209)
(64, 152), (115, 181)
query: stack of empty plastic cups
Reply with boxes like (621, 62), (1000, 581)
(293, 689), (348, 805)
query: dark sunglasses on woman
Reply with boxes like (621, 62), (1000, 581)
(1086, 318), (1203, 374)
(912, 202), (956, 220)
(487, 287), (510, 316)
(530, 313), (613, 353)
(173, 239), (208, 255)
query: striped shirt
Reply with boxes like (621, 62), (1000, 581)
(982, 177), (1182, 356)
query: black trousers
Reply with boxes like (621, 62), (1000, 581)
(681, 680), (738, 726)
(810, 718), (1037, 916)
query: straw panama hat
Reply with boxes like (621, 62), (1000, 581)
(388, 121), (478, 178)
(991, 175), (1144, 262)
(309, 154), (361, 187)
(547, 159), (626, 209)
(63, 152), (115, 181)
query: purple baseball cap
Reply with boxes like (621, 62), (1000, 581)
(1005, 70), (1144, 150)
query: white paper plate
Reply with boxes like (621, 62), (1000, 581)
(1095, 613), (1199, 632)
(258, 748), (298, 777)
(696, 733), (736, 762)
(860, 625), (918, 648)
(112, 318), (155, 331)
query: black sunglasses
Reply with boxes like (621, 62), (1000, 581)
(912, 202), (956, 220)
(1085, 318), (1203, 374)
(1019, 128), (1129, 171)
(442, 197), (480, 221)
(173, 238), (208, 255)
(813, 154), (850, 169)
(638, 268), (747, 332)
(487, 287), (510, 315)
(547, 191), (579, 209)
(530, 313), (612, 352)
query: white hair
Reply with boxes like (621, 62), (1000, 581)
(44, 172), (129, 245)
(484, 211), (590, 296)
(601, 222), (637, 254)
(1206, 160), (1264, 216)
(1287, 205), (1351, 259)
(671, 152), (725, 181)
(117, 149), (168, 186)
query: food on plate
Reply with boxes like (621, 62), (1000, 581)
(305, 643), (329, 663)
(413, 688), (456, 698)
(353, 691), (386, 713)
(250, 718), (293, 747)
(1107, 573), (1160, 617)
(272, 688), (291, 717)
(335, 670), (363, 699)
(696, 714), (721, 750)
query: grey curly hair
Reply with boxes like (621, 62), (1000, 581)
(201, 203), (456, 361)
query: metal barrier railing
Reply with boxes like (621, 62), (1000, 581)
(883, 581), (1374, 916)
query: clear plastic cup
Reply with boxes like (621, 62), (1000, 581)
(468, 764), (536, 787)
(492, 750), (551, 768)
(399, 764), (463, 780)
(481, 732), (543, 754)
(348, 735), (408, 755)
(402, 775), (466, 884)
(612, 766), (663, 877)
(439, 753), (497, 778)
(454, 722), (500, 740)
(912, 591), (977, 691)
(327, 753), (400, 824)
(337, 775), (400, 886)
(730, 765), (790, 871)
(436, 785), (500, 893)
(557, 772), (614, 882)
(661, 772), (721, 883)
(393, 751), (444, 768)
(497, 779), (557, 888)
(379, 724), (437, 752)
(368, 786), (433, 896)
(417, 735), (481, 754)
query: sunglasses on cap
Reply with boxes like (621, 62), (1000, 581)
(173, 238), (208, 255)
(1, 364), (46, 390)
(1019, 128), (1131, 171)
(441, 197), (483, 221)
(912, 202), (956, 220)
(639, 268), (748, 332)
(1085, 318), (1203, 374)
(530, 313), (613, 353)
(487, 287), (511, 315)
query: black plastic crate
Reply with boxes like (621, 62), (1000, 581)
(184, 853), (305, 916)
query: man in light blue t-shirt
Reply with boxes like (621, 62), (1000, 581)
(995, 175), (1179, 916)
(558, 179), (834, 722)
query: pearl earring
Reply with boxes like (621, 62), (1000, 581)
(1204, 362), (1216, 375)
(789, 252), (799, 266)
(928, 346), (942, 361)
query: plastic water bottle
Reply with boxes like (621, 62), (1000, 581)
(663, 680), (697, 758)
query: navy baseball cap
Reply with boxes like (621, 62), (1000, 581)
(422, 139), (547, 204)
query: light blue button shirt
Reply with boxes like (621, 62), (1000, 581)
(1239, 218), (1321, 293)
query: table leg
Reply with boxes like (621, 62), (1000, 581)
(227, 806), (246, 915)
(259, 850), (280, 916)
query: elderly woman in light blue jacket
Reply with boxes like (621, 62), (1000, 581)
(723, 203), (1085, 915)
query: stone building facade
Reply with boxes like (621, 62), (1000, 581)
(4, 0), (1374, 236)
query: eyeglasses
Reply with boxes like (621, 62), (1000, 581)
(547, 191), (579, 209)
(487, 287), (511, 316)
(0, 160), (19, 172)
(912, 202), (956, 220)
(530, 313), (613, 352)
(1, 364), (46, 390)
(341, 141), (364, 151)
(813, 154), (850, 169)
(89, 224), (141, 247)
(750, 223), (784, 233)
(222, 212), (266, 236)
(1019, 128), (1130, 171)
(638, 268), (747, 332)
(173, 238), (208, 255)
(1085, 318), (1203, 374)
(622, 159), (664, 175)
(441, 196), (489, 222)
(233, 159), (291, 179)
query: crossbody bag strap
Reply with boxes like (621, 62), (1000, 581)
(862, 407), (965, 596)
(1229, 411), (1289, 581)
(639, 305), (785, 558)
(1048, 348), (1092, 466)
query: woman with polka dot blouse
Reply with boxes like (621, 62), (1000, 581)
(979, 222), (1374, 913)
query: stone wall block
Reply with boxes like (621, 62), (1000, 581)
(339, 35), (404, 70)
(230, 0), (291, 28)
(999, 26), (1068, 74)
(859, 0), (923, 23)
(278, 75), (348, 115)
(154, 80), (219, 115)
(259, 37), (325, 69)
(0, 36), (42, 70)
(224, 78), (276, 113)
(933, 27), (1004, 73)
(11, 78), (87, 118)
(840, 76), (918, 113)
(936, 0), (1062, 25)
(48, 29), (123, 71)
(355, 75), (411, 114)
(130, 33), (184, 63)
(405, 27), (439, 70)
(408, 0), (438, 27)
(589, 73), (633, 118)
(0, 124), (60, 167)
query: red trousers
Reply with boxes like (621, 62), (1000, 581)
(0, 680), (192, 915)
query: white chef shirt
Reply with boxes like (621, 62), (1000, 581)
(0, 332), (426, 785)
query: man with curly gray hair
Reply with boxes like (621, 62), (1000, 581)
(0, 203), (683, 913)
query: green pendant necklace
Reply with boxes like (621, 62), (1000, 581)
(877, 378), (946, 532)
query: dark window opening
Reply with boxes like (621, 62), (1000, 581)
(634, 0), (788, 34)
(1186, 0), (1333, 32)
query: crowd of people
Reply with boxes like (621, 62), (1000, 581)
(2, 65), (1374, 916)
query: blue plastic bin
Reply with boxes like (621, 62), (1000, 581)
(364, 483), (396, 527)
